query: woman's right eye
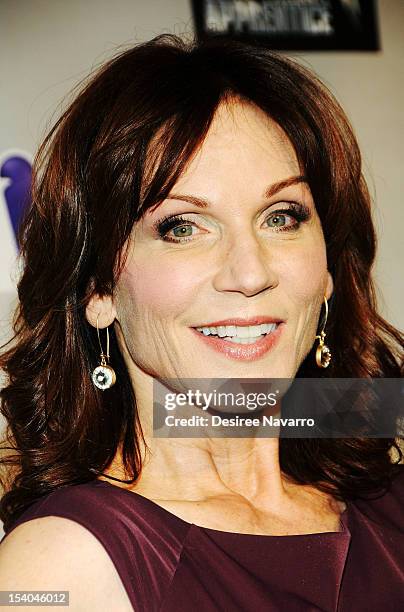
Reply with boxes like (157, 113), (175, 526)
(170, 223), (194, 238)
(153, 215), (200, 243)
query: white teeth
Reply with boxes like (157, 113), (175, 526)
(225, 336), (262, 344)
(238, 325), (259, 338)
(195, 323), (278, 339)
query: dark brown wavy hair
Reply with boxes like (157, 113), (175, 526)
(1, 34), (403, 533)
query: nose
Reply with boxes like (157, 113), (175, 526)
(212, 230), (279, 297)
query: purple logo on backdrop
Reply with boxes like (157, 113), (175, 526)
(0, 153), (32, 248)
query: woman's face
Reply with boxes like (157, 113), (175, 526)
(113, 99), (333, 380)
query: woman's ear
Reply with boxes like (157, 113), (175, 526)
(85, 293), (117, 328)
(325, 271), (334, 301)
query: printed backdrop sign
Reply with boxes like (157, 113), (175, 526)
(0, 150), (32, 342)
(1, 153), (32, 247)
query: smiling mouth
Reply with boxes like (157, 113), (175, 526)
(193, 322), (280, 344)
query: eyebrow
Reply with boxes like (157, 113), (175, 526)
(165, 175), (307, 209)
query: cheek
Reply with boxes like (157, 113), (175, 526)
(277, 241), (328, 363)
(280, 241), (328, 302)
(118, 256), (203, 317)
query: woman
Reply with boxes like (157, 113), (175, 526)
(0, 34), (403, 611)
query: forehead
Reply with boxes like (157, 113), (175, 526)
(172, 98), (300, 191)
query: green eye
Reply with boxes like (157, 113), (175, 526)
(172, 225), (193, 237)
(267, 214), (287, 228)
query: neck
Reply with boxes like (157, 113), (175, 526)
(117, 363), (296, 511)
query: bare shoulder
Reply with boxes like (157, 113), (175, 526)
(0, 516), (132, 611)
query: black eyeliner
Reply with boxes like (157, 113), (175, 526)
(270, 202), (311, 222)
(153, 214), (191, 237)
(153, 202), (311, 240)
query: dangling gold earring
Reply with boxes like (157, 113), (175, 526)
(91, 314), (116, 390)
(315, 295), (332, 368)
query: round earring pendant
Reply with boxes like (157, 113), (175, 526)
(316, 344), (332, 368)
(92, 365), (116, 390)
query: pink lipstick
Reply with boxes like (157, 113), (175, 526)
(190, 320), (285, 362)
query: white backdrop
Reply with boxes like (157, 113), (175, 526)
(1, 0), (403, 534)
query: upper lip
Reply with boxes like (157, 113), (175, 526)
(192, 316), (284, 327)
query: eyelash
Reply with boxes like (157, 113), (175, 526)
(153, 202), (311, 244)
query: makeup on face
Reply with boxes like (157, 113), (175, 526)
(115, 100), (328, 378)
(189, 321), (285, 362)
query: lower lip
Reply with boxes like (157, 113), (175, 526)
(190, 324), (284, 362)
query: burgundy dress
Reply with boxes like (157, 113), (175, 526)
(2, 465), (404, 611)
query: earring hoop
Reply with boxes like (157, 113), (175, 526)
(91, 314), (116, 390)
(315, 295), (332, 368)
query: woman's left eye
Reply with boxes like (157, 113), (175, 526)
(265, 211), (298, 230)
